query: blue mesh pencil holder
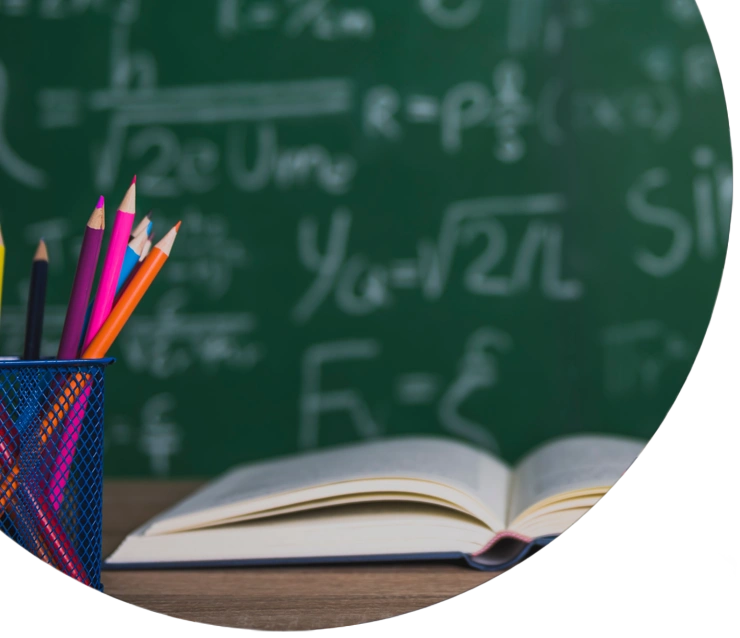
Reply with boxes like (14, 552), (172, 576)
(0, 358), (114, 591)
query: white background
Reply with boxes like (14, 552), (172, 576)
(2, 1), (739, 636)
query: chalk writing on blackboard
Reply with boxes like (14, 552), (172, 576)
(226, 123), (356, 195)
(138, 393), (182, 476)
(107, 391), (183, 477)
(641, 43), (722, 94)
(0, 60), (47, 188)
(627, 146), (732, 278)
(0, 297), (265, 378)
(602, 321), (695, 398)
(119, 289), (265, 378)
(422, 193), (583, 301)
(506, 0), (545, 53)
(395, 373), (442, 405)
(298, 326), (512, 452)
(572, 85), (681, 140)
(151, 207), (249, 298)
(0, 0), (729, 474)
(438, 326), (512, 453)
(419, 0), (482, 30)
(299, 338), (383, 449)
(216, 0), (375, 41)
(364, 60), (540, 162)
(294, 195), (583, 323)
(91, 78), (354, 191)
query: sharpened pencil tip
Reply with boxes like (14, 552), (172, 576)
(154, 223), (180, 256)
(129, 227), (150, 252)
(96, 195), (104, 209)
(88, 204), (105, 230)
(119, 179), (136, 214)
(132, 211), (153, 239)
(131, 174), (137, 185)
(175, 221), (182, 232)
(34, 239), (49, 262)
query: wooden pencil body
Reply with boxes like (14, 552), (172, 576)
(58, 222), (104, 359)
(23, 258), (48, 360)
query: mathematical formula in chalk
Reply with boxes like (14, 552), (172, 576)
(0, 0), (729, 472)
(294, 194), (584, 323)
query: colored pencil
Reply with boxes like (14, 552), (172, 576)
(77, 189), (138, 353)
(0, 224), (5, 327)
(49, 199), (144, 512)
(1, 396), (61, 566)
(78, 210), (145, 354)
(77, 306), (92, 356)
(0, 401), (56, 567)
(0, 231), (90, 581)
(23, 240), (49, 360)
(0, 223), (181, 516)
(0, 398), (18, 473)
(116, 231), (155, 304)
(47, 382), (91, 512)
(131, 212), (152, 239)
(22, 484), (89, 581)
(84, 223), (180, 359)
(0, 206), (161, 584)
(72, 199), (143, 355)
(50, 200), (105, 507)
(57, 198), (105, 360)
(140, 234), (153, 261)
(82, 176), (136, 351)
(116, 229), (149, 294)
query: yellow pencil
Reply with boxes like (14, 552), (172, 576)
(0, 224), (5, 326)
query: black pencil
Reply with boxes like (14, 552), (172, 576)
(23, 239), (49, 360)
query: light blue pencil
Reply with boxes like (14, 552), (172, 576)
(131, 213), (152, 239)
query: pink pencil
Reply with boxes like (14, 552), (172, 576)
(47, 382), (92, 511)
(83, 177), (136, 351)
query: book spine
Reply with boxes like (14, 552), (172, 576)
(473, 530), (535, 556)
(463, 534), (558, 572)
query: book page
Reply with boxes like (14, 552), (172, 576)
(108, 501), (495, 565)
(146, 436), (511, 533)
(508, 434), (646, 524)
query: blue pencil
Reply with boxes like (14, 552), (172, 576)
(117, 230), (150, 293)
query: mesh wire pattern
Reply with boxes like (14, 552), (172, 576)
(0, 358), (113, 591)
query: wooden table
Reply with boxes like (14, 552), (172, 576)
(102, 480), (499, 631)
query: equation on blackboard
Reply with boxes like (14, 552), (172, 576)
(0, 0), (731, 476)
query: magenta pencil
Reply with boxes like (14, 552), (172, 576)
(57, 197), (105, 360)
(83, 177), (136, 351)
(47, 381), (92, 511)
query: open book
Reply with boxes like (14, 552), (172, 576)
(106, 433), (645, 571)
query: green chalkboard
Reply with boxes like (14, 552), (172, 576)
(0, 0), (731, 477)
